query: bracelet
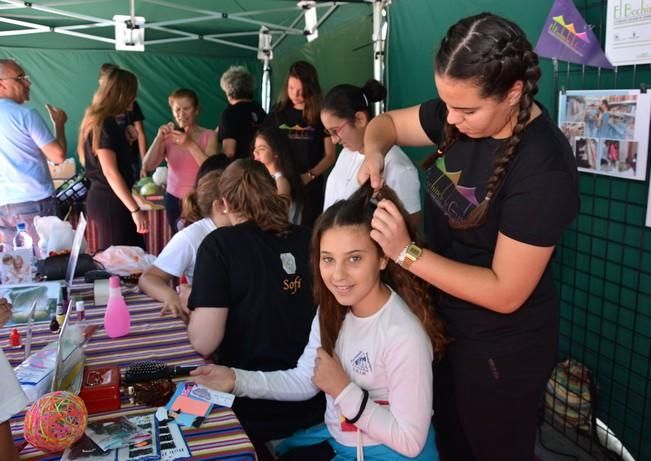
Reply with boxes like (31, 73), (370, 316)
(345, 388), (369, 424)
(395, 242), (414, 267)
(130, 207), (141, 214)
(307, 170), (316, 181)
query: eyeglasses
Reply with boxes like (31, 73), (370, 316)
(324, 120), (350, 138)
(0, 74), (30, 83)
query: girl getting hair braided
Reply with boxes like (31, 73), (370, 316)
(358, 12), (580, 461)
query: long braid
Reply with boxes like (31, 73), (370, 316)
(422, 121), (459, 170)
(433, 14), (542, 229)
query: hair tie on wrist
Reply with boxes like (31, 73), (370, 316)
(345, 388), (369, 425)
(130, 207), (141, 214)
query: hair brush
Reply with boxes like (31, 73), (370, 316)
(123, 360), (197, 384)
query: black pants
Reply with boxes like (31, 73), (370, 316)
(164, 192), (182, 235)
(86, 186), (144, 251)
(434, 326), (557, 461)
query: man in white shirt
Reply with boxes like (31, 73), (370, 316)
(0, 59), (68, 254)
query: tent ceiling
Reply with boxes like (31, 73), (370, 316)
(0, 0), (372, 57)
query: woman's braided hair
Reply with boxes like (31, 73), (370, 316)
(432, 13), (541, 229)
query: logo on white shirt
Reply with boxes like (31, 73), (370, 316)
(351, 351), (372, 375)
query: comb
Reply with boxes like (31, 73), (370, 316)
(123, 360), (197, 384)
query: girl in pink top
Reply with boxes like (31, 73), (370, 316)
(144, 88), (217, 234)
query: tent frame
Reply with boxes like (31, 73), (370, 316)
(0, 0), (389, 112)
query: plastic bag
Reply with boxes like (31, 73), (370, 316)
(93, 246), (156, 276)
(152, 166), (168, 186)
(34, 216), (87, 256)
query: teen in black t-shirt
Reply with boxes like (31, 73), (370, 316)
(188, 159), (324, 443)
(264, 61), (335, 227)
(358, 13), (580, 461)
(82, 69), (148, 250)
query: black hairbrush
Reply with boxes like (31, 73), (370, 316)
(124, 360), (197, 384)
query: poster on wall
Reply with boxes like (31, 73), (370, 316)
(605, 0), (651, 66)
(558, 89), (650, 181)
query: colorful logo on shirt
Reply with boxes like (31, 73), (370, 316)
(278, 123), (315, 141)
(424, 157), (480, 221)
(351, 351), (372, 375)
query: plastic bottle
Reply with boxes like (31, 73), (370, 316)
(103, 276), (130, 338)
(12, 223), (33, 251)
(75, 300), (86, 322)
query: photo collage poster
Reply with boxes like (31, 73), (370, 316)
(558, 89), (650, 181)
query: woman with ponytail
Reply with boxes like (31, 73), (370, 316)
(358, 13), (580, 461)
(321, 80), (421, 227)
(138, 169), (230, 322)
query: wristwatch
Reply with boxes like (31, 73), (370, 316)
(396, 242), (423, 269)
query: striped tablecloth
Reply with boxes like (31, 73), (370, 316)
(2, 282), (256, 461)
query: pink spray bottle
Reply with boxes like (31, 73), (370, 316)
(104, 275), (131, 338)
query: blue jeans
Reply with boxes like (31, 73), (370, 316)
(276, 424), (438, 461)
(0, 197), (57, 258)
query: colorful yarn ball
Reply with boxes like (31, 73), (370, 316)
(24, 391), (88, 453)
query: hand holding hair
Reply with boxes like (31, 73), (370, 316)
(189, 364), (236, 393)
(312, 347), (350, 399)
(370, 199), (412, 261)
(357, 151), (385, 190)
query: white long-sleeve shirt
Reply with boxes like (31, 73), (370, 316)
(233, 289), (433, 457)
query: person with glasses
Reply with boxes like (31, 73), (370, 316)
(263, 61), (335, 227)
(321, 80), (421, 228)
(0, 59), (68, 256)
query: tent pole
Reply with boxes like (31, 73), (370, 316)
(262, 57), (272, 113)
(258, 26), (273, 112)
(372, 0), (390, 115)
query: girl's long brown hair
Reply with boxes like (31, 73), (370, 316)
(77, 68), (138, 158)
(274, 61), (322, 126)
(311, 183), (448, 359)
(218, 159), (290, 235)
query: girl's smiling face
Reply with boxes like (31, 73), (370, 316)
(319, 225), (388, 315)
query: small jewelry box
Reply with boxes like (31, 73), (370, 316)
(79, 365), (121, 414)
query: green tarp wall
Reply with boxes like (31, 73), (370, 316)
(0, 47), (257, 163)
(388, 1), (651, 459)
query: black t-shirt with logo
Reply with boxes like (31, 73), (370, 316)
(188, 221), (323, 438)
(217, 100), (266, 159)
(189, 220), (315, 369)
(263, 106), (326, 174)
(419, 98), (579, 345)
